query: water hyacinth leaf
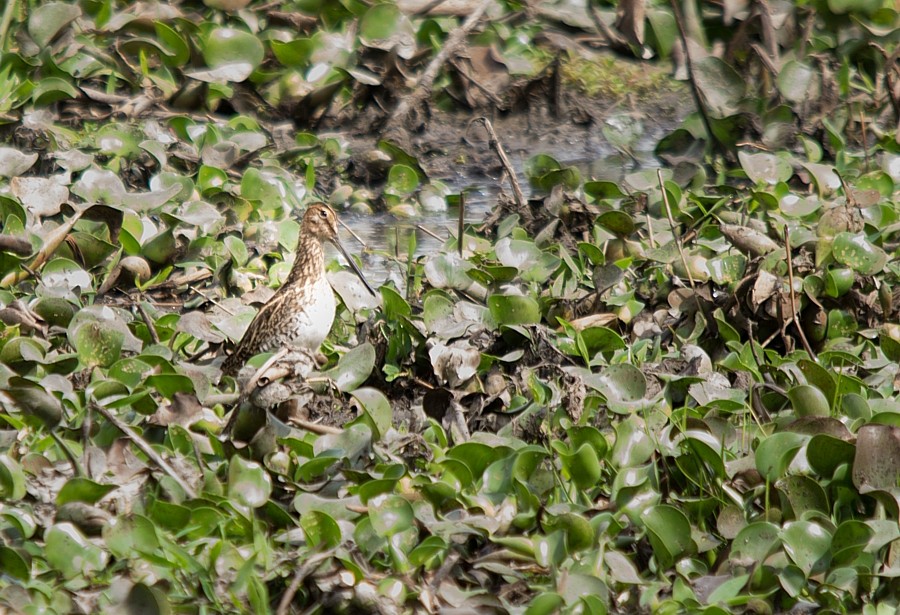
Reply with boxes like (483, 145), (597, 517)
(496, 238), (542, 270)
(301, 510), (341, 548)
(596, 210), (635, 236)
(832, 232), (887, 274)
(584, 181), (626, 200)
(323, 343), (376, 392)
(5, 377), (63, 428)
(227, 456), (272, 508)
(781, 521), (832, 576)
(559, 573), (608, 608)
(387, 164), (420, 194)
(802, 162), (841, 194)
(641, 505), (696, 569)
(200, 27), (265, 81)
(524, 154), (561, 179)
(72, 168), (127, 204)
(488, 294), (541, 325)
(776, 475), (828, 518)
(787, 384), (831, 417)
(369, 495), (414, 537)
(123, 583), (170, 615)
(10, 177), (69, 218)
(72, 321), (124, 368)
(57, 478), (117, 506)
(28, 2), (81, 48)
(707, 254), (747, 285)
(0, 148), (39, 178)
(0, 455), (26, 501)
(0, 547), (29, 581)
(525, 592), (564, 615)
(705, 574), (750, 605)
(755, 432), (808, 481)
(144, 374), (194, 400)
(350, 387), (392, 439)
(558, 442), (603, 489)
(45, 522), (108, 579)
(604, 550), (643, 584)
(425, 253), (473, 290)
(777, 60), (817, 103)
(831, 520), (874, 565)
(729, 522), (781, 563)
(738, 151), (792, 185)
(853, 424), (900, 492)
(154, 21), (190, 66)
(824, 268), (854, 297)
(103, 515), (160, 559)
(591, 364), (646, 401)
(691, 56), (745, 118)
(359, 4), (416, 58)
(611, 416), (655, 468)
(806, 434), (855, 478)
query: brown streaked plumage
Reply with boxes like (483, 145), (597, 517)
(222, 204), (375, 376)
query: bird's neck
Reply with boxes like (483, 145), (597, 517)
(283, 234), (325, 288)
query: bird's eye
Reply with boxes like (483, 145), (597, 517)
(319, 209), (328, 218)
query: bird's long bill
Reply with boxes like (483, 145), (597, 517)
(333, 239), (377, 297)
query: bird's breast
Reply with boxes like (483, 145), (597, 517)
(280, 275), (336, 350)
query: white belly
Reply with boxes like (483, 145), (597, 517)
(286, 276), (336, 351)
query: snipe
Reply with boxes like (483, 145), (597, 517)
(222, 203), (375, 376)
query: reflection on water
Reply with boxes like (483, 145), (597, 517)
(339, 128), (666, 283)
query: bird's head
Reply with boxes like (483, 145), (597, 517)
(302, 203), (340, 241)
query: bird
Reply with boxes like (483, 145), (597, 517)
(221, 203), (376, 376)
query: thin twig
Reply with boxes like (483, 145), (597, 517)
(136, 300), (161, 345)
(188, 285), (233, 314)
(668, 0), (716, 151)
(475, 117), (530, 222)
(384, 0), (494, 131)
(756, 0), (779, 64)
(276, 551), (335, 615)
(859, 107), (870, 174)
(416, 224), (446, 242)
(784, 225), (816, 360)
(92, 403), (197, 499)
(458, 191), (466, 257)
(292, 419), (343, 435)
(51, 431), (84, 478)
(658, 170), (698, 294)
(0, 210), (85, 287)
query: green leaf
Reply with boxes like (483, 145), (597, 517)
(787, 384), (831, 417)
(45, 523), (108, 579)
(488, 294), (541, 325)
(781, 521), (832, 576)
(28, 2), (82, 48)
(368, 495), (414, 537)
(0, 455), (26, 501)
(57, 478), (117, 505)
(832, 232), (888, 274)
(300, 510), (341, 548)
(228, 456), (272, 508)
(349, 387), (392, 439)
(641, 505), (696, 568)
(324, 343), (376, 392)
(755, 432), (808, 481)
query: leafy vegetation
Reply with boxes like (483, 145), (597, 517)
(0, 0), (899, 613)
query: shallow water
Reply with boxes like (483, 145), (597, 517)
(341, 123), (667, 284)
